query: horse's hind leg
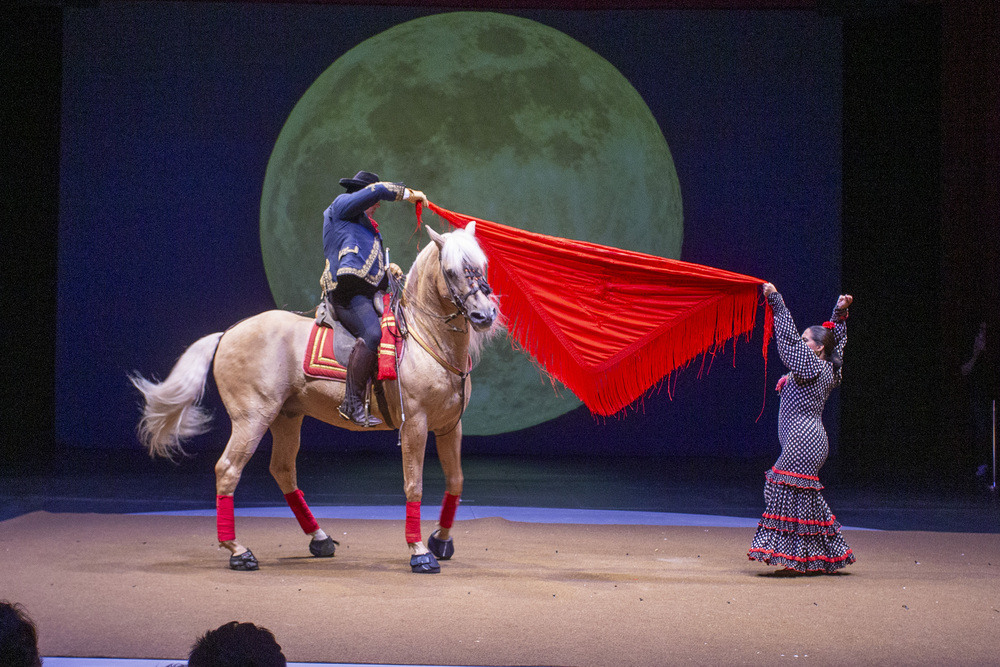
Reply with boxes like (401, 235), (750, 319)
(215, 414), (272, 570)
(269, 411), (338, 558)
(428, 424), (462, 561)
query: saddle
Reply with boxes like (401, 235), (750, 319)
(303, 292), (402, 381)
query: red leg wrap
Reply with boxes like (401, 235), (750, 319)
(216, 494), (235, 542)
(405, 501), (422, 543)
(284, 489), (320, 534)
(440, 492), (460, 529)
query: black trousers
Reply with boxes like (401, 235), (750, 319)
(331, 275), (381, 352)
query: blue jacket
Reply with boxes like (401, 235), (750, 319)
(321, 181), (406, 295)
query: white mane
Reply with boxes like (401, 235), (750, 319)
(439, 225), (488, 274)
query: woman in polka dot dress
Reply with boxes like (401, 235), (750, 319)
(748, 283), (856, 573)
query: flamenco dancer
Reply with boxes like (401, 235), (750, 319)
(748, 283), (856, 574)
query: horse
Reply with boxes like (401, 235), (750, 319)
(130, 222), (499, 573)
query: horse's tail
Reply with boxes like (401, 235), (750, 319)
(129, 331), (224, 461)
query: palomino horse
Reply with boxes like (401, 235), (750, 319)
(130, 223), (499, 573)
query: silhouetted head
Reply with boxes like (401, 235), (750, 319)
(188, 621), (286, 667)
(0, 601), (42, 667)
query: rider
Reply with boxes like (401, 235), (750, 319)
(321, 170), (427, 426)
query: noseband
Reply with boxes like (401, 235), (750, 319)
(442, 265), (492, 332)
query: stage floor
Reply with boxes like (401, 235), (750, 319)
(2, 449), (999, 666)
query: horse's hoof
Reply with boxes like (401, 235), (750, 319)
(229, 550), (259, 571)
(309, 536), (339, 558)
(427, 529), (454, 560)
(410, 552), (441, 574)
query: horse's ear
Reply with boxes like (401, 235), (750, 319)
(426, 225), (446, 251)
(466, 220), (476, 237)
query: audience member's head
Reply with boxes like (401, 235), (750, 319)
(187, 621), (286, 667)
(0, 601), (42, 667)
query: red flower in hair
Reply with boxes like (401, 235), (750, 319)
(822, 321), (836, 329)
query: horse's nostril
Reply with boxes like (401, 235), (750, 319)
(469, 311), (494, 329)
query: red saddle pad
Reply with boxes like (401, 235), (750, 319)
(303, 298), (402, 381)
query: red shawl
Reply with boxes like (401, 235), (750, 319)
(420, 202), (772, 417)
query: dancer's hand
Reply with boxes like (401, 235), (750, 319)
(762, 282), (776, 296)
(775, 374), (788, 393)
(837, 294), (853, 310)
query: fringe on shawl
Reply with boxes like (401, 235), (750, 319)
(425, 203), (766, 417)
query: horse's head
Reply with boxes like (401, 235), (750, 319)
(426, 221), (498, 333)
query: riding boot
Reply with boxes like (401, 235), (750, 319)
(339, 339), (382, 427)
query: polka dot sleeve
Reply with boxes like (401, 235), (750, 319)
(767, 291), (824, 381)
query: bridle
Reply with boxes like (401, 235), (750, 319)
(408, 263), (492, 334)
(437, 264), (493, 333)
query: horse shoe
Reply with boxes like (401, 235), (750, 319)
(229, 549), (259, 571)
(409, 552), (441, 574)
(427, 529), (454, 560)
(309, 536), (339, 558)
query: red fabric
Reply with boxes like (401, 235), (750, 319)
(378, 293), (399, 380)
(405, 501), (422, 543)
(771, 467), (820, 481)
(216, 494), (235, 542)
(426, 202), (772, 416)
(284, 489), (320, 535)
(748, 548), (854, 564)
(439, 492), (460, 529)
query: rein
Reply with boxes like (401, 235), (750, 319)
(408, 325), (471, 379)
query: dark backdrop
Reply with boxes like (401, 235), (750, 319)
(3, 0), (998, 490)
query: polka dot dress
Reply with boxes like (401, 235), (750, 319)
(748, 292), (855, 573)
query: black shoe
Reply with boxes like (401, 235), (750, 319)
(339, 339), (382, 427)
(410, 552), (441, 573)
(229, 549), (259, 571)
(309, 536), (339, 558)
(428, 529), (455, 560)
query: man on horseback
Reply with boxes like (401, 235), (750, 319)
(322, 170), (428, 426)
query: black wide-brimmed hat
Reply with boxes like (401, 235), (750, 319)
(339, 170), (380, 192)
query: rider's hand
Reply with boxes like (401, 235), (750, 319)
(388, 263), (404, 280)
(405, 189), (428, 206)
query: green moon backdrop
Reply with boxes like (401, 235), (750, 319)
(260, 12), (682, 436)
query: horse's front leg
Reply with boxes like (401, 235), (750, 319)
(400, 416), (439, 573)
(269, 411), (338, 559)
(428, 422), (462, 561)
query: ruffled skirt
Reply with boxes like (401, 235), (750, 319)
(747, 467), (855, 573)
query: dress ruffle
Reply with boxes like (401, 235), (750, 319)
(748, 471), (855, 573)
(766, 466), (824, 491)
